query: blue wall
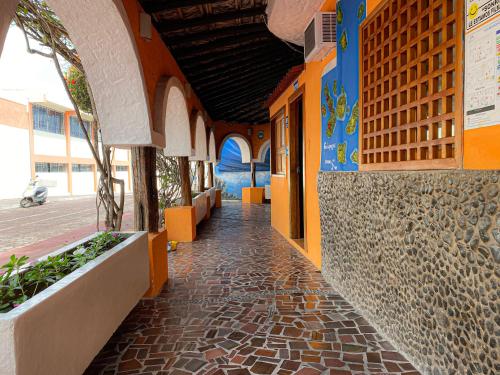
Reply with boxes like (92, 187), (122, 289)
(215, 139), (270, 199)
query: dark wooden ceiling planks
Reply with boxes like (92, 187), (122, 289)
(139, 0), (303, 124)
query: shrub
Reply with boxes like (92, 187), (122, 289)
(0, 232), (125, 313)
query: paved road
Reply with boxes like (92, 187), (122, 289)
(0, 195), (133, 262)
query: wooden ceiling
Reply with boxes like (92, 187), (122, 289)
(140, 0), (303, 124)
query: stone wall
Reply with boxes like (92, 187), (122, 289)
(318, 170), (499, 375)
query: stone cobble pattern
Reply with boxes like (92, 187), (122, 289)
(85, 202), (419, 375)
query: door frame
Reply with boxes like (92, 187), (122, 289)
(287, 85), (306, 243)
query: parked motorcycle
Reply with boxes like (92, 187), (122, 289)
(20, 177), (48, 208)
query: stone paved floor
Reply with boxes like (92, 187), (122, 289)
(86, 202), (420, 375)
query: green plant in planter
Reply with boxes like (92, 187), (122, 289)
(0, 232), (124, 313)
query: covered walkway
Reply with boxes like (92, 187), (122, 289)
(86, 203), (418, 375)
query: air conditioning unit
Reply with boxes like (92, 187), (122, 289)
(304, 12), (336, 62)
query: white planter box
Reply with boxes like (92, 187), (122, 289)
(193, 192), (207, 224)
(206, 187), (216, 208)
(0, 231), (149, 375)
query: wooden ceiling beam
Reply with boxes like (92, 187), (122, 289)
(166, 23), (267, 46)
(157, 7), (266, 33)
(202, 81), (275, 106)
(183, 44), (290, 74)
(180, 40), (280, 66)
(204, 88), (271, 117)
(211, 92), (271, 112)
(194, 60), (293, 89)
(142, 0), (225, 13)
(171, 32), (272, 59)
(219, 101), (266, 119)
(185, 52), (286, 80)
(195, 67), (287, 93)
(226, 108), (270, 124)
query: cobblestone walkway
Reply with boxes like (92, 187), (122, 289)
(86, 202), (419, 375)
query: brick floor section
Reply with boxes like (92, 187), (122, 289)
(85, 202), (419, 375)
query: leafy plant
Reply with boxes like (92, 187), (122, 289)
(0, 232), (125, 313)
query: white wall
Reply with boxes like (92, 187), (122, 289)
(113, 148), (129, 162)
(38, 172), (68, 196)
(0, 124), (31, 199)
(114, 171), (130, 194)
(72, 171), (95, 195)
(34, 131), (66, 157)
(70, 138), (93, 159)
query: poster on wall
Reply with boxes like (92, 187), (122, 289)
(320, 0), (366, 171)
(464, 0), (500, 130)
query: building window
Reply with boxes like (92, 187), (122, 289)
(116, 165), (129, 172)
(70, 116), (91, 139)
(35, 162), (67, 173)
(271, 112), (287, 174)
(359, 0), (463, 170)
(72, 164), (93, 172)
(32, 105), (65, 135)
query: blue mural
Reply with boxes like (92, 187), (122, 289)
(320, 0), (366, 171)
(215, 139), (270, 199)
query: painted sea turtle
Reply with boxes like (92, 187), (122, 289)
(346, 101), (359, 135)
(336, 87), (347, 121)
(337, 142), (347, 164)
(351, 149), (359, 164)
(358, 2), (365, 19)
(340, 30), (348, 52)
(327, 113), (336, 138)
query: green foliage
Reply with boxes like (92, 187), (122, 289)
(65, 66), (91, 114)
(0, 232), (124, 313)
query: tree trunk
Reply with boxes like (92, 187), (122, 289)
(131, 147), (159, 232)
(178, 156), (192, 206)
(250, 160), (256, 188)
(197, 161), (205, 192)
(207, 163), (214, 188)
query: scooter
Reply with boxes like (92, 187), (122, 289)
(20, 178), (48, 208)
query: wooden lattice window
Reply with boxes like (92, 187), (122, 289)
(360, 0), (464, 170)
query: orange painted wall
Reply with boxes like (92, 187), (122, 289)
(122, 0), (209, 127)
(268, 0), (385, 269)
(0, 98), (29, 129)
(212, 121), (270, 160)
(464, 126), (500, 169)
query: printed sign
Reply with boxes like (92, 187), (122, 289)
(320, 0), (366, 171)
(464, 0), (500, 129)
(466, 0), (500, 31)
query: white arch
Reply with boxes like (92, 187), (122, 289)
(154, 76), (191, 156)
(189, 112), (208, 161)
(0, 0), (154, 147)
(208, 130), (217, 163)
(218, 134), (252, 164)
(255, 139), (271, 163)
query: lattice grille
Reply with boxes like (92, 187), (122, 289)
(360, 0), (463, 170)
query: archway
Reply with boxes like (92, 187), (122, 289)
(189, 112), (208, 161)
(154, 76), (191, 155)
(0, 0), (153, 147)
(208, 130), (217, 163)
(256, 139), (271, 163)
(217, 133), (252, 164)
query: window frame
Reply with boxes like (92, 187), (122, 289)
(32, 105), (65, 135)
(35, 162), (67, 173)
(70, 116), (91, 139)
(271, 108), (287, 176)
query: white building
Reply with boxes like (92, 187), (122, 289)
(0, 96), (131, 199)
